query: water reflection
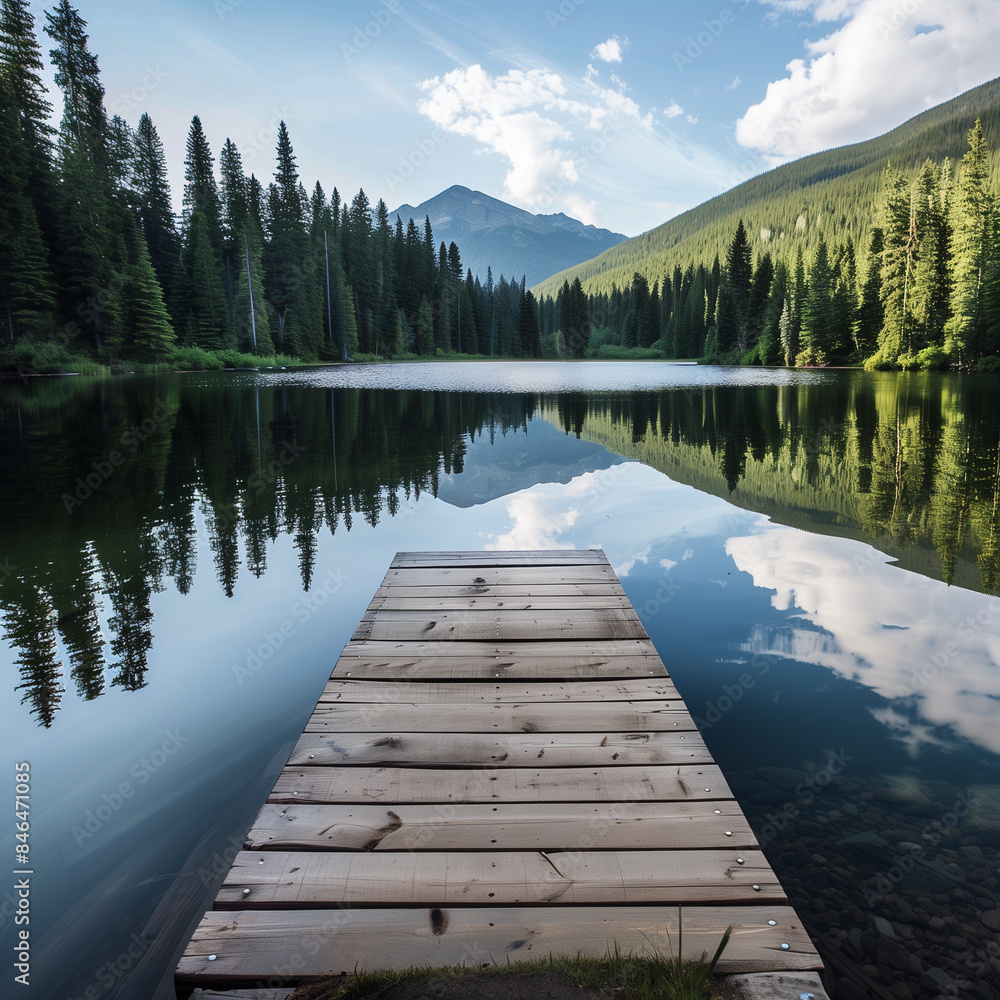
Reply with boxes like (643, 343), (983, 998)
(3, 368), (1000, 729)
(727, 527), (1000, 755)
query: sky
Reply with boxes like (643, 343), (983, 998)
(24, 0), (1000, 236)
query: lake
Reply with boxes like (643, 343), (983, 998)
(1, 361), (998, 1000)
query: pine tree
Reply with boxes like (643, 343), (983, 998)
(107, 113), (135, 197)
(715, 282), (738, 356)
(372, 199), (398, 354)
(779, 297), (795, 367)
(829, 238), (857, 358)
(267, 122), (321, 357)
(946, 119), (994, 364)
(798, 235), (834, 365)
(683, 266), (707, 358)
(560, 277), (591, 357)
(0, 72), (55, 340)
(646, 281), (660, 348)
(415, 294), (433, 355)
(856, 227), (884, 357)
(909, 158), (951, 355)
(727, 219), (752, 345)
(747, 251), (774, 349)
(343, 189), (375, 352)
(46, 0), (124, 351)
(876, 162), (914, 364)
(133, 113), (180, 304)
(232, 221), (273, 355)
(756, 258), (787, 365)
(519, 288), (541, 357)
(119, 211), (175, 360)
(0, 0), (58, 244)
(182, 115), (223, 252)
(179, 210), (228, 349)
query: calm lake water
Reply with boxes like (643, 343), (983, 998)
(1, 361), (998, 1000)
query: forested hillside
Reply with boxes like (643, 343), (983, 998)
(534, 86), (1000, 371)
(0, 0), (544, 375)
(536, 79), (1000, 300)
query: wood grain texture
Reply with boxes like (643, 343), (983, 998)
(288, 731), (711, 768)
(176, 906), (820, 986)
(390, 550), (610, 568)
(246, 801), (759, 852)
(352, 615), (648, 643)
(340, 639), (658, 658)
(268, 764), (734, 804)
(332, 654), (665, 680)
(370, 584), (627, 599)
(317, 677), (680, 704)
(303, 701), (692, 733)
(383, 566), (618, 587)
(359, 609), (642, 624)
(215, 849), (783, 907)
(369, 595), (635, 610)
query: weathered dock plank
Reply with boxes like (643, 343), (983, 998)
(382, 565), (618, 586)
(369, 595), (635, 610)
(287, 730), (712, 767)
(177, 906), (818, 988)
(339, 637), (660, 658)
(332, 653), (664, 680)
(370, 583), (627, 599)
(214, 849), (783, 907)
(175, 549), (820, 998)
(245, 801), (758, 852)
(352, 614), (647, 642)
(267, 762), (733, 804)
(302, 700), (693, 732)
(390, 549), (610, 567)
(317, 677), (681, 703)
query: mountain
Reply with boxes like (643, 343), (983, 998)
(534, 77), (1000, 298)
(391, 185), (627, 288)
(436, 416), (626, 509)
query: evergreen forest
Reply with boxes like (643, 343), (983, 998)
(0, 0), (546, 375)
(539, 121), (1000, 371)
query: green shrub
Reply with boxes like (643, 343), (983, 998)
(914, 346), (951, 371)
(588, 344), (664, 360)
(171, 345), (224, 371)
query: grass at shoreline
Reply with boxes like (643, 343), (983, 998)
(4, 339), (979, 378)
(1, 342), (562, 377)
(287, 942), (735, 1000)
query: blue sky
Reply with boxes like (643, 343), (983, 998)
(26, 0), (1000, 236)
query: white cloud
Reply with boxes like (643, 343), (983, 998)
(614, 543), (651, 578)
(727, 526), (1000, 755)
(416, 63), (654, 211)
(686, 114), (698, 124)
(591, 36), (628, 63)
(486, 492), (578, 550)
(663, 100), (684, 118)
(737, 0), (1000, 162)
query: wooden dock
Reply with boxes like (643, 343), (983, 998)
(176, 549), (821, 998)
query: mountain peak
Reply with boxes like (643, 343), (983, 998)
(390, 187), (626, 286)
